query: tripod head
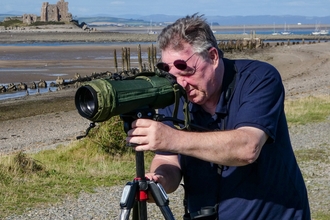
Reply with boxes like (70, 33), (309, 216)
(120, 108), (156, 134)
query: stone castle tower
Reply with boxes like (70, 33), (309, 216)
(40, 0), (72, 22)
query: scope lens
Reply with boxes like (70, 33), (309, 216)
(75, 85), (98, 119)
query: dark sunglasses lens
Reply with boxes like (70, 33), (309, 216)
(173, 60), (187, 70)
(156, 63), (170, 72)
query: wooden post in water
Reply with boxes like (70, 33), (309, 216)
(127, 47), (131, 71)
(122, 47), (125, 71)
(148, 47), (152, 71)
(138, 44), (143, 72)
(114, 49), (118, 73)
(153, 45), (157, 72)
(150, 44), (155, 72)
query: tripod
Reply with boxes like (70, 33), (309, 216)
(119, 109), (176, 220)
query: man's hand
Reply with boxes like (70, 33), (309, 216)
(126, 118), (177, 152)
(145, 172), (166, 203)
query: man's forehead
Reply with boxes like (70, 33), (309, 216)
(161, 47), (194, 61)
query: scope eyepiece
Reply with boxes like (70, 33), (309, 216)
(75, 85), (98, 120)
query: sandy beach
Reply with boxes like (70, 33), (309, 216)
(0, 31), (329, 218)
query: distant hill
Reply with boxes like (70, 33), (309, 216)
(76, 16), (149, 26)
(0, 14), (19, 22)
(2, 13), (330, 26)
(81, 14), (330, 26)
(76, 14), (330, 26)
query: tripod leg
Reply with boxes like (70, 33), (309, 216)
(133, 200), (147, 220)
(132, 201), (139, 220)
(149, 181), (176, 220)
(119, 182), (138, 220)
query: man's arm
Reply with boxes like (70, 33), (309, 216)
(128, 119), (268, 167)
(172, 126), (269, 166)
(146, 154), (182, 194)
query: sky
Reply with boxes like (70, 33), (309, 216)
(1, 0), (330, 17)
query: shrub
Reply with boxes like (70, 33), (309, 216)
(86, 116), (131, 156)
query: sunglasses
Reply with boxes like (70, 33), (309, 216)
(156, 52), (197, 75)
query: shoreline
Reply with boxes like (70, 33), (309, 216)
(1, 30), (330, 44)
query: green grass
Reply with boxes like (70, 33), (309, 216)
(0, 116), (154, 218)
(285, 95), (330, 126)
(29, 21), (66, 26)
(0, 19), (71, 28)
(0, 95), (329, 218)
(313, 213), (330, 220)
(295, 148), (329, 164)
(0, 19), (24, 28)
(0, 146), (138, 217)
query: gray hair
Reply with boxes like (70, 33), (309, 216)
(157, 13), (223, 58)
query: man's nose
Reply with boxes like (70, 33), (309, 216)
(176, 76), (188, 88)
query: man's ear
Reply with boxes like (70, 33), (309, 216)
(208, 47), (219, 65)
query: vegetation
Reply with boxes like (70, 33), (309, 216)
(0, 19), (24, 28)
(0, 95), (329, 218)
(285, 95), (330, 126)
(29, 21), (66, 26)
(0, 18), (72, 28)
(0, 116), (155, 218)
(295, 148), (329, 165)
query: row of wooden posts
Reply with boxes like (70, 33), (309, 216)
(218, 38), (323, 52)
(114, 44), (158, 73)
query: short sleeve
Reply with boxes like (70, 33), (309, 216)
(230, 61), (285, 142)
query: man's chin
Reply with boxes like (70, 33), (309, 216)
(188, 96), (203, 105)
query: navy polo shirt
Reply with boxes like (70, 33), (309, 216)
(158, 58), (310, 219)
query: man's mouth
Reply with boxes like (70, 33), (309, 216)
(187, 88), (195, 97)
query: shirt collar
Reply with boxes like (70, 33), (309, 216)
(190, 92), (228, 116)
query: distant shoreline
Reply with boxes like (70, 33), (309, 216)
(1, 29), (330, 44)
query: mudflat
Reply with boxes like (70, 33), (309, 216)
(0, 43), (154, 84)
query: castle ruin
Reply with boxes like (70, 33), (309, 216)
(22, 14), (38, 25)
(40, 0), (72, 22)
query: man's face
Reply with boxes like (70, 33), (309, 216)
(160, 44), (220, 106)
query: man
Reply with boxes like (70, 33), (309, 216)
(126, 14), (310, 219)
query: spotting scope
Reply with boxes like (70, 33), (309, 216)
(75, 72), (182, 122)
